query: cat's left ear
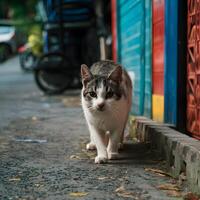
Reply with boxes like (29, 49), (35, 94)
(108, 66), (122, 83)
(81, 64), (92, 86)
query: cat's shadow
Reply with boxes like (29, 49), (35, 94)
(107, 142), (162, 165)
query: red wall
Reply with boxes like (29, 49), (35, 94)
(152, 0), (165, 95)
(187, 0), (200, 139)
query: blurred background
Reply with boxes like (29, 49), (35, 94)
(0, 0), (199, 140)
(0, 0), (112, 94)
(0, 0), (42, 62)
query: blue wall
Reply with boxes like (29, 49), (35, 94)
(117, 0), (152, 117)
(164, 0), (178, 125)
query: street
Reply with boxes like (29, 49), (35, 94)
(0, 57), (185, 200)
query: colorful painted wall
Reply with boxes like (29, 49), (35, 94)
(186, 0), (200, 140)
(112, 0), (152, 118)
(112, 0), (200, 140)
(152, 0), (165, 122)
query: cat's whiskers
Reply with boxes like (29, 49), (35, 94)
(87, 106), (97, 113)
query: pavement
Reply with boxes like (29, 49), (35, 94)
(133, 117), (200, 196)
(0, 56), (194, 200)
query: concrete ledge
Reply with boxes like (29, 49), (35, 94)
(132, 117), (200, 195)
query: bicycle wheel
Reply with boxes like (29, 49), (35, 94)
(34, 53), (72, 95)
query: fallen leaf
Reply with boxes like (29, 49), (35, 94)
(34, 183), (44, 188)
(117, 193), (136, 198)
(78, 148), (96, 160)
(70, 155), (81, 160)
(97, 177), (108, 180)
(115, 186), (135, 199)
(184, 192), (200, 200)
(166, 190), (182, 197)
(145, 168), (171, 177)
(156, 183), (181, 191)
(69, 192), (88, 197)
(84, 151), (96, 159)
(9, 177), (21, 181)
(115, 185), (125, 193)
(32, 116), (38, 121)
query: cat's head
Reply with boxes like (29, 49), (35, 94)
(81, 64), (123, 112)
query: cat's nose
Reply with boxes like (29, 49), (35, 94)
(97, 102), (105, 111)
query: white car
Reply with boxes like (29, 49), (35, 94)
(0, 25), (17, 62)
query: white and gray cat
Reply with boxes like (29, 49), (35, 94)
(81, 60), (132, 164)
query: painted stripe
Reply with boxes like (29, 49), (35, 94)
(152, 95), (164, 122)
(164, 0), (178, 125)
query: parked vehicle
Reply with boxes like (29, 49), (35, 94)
(0, 24), (25, 62)
(0, 25), (16, 62)
(34, 0), (111, 95)
(18, 33), (43, 72)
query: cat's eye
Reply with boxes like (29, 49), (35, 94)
(106, 91), (114, 99)
(89, 91), (97, 98)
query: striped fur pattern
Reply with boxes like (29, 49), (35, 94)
(81, 60), (132, 164)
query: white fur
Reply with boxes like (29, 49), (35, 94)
(82, 72), (132, 164)
(93, 83), (105, 109)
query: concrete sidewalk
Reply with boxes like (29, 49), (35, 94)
(133, 117), (200, 196)
(0, 57), (195, 200)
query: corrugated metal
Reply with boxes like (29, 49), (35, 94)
(144, 0), (152, 117)
(164, 0), (178, 125)
(117, 0), (152, 117)
(152, 0), (164, 122)
(187, 0), (200, 140)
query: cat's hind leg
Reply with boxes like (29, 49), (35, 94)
(118, 129), (125, 151)
(118, 114), (129, 151)
(107, 131), (121, 160)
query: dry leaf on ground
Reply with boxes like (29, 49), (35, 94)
(69, 192), (88, 197)
(9, 177), (21, 181)
(184, 192), (200, 200)
(32, 116), (38, 121)
(115, 186), (135, 199)
(117, 192), (135, 199)
(145, 168), (171, 177)
(70, 155), (81, 160)
(166, 190), (182, 197)
(83, 151), (96, 159)
(97, 177), (108, 180)
(115, 185), (126, 193)
(156, 183), (181, 191)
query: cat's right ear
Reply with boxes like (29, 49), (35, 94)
(81, 64), (92, 87)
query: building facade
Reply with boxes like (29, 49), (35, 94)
(112, 0), (200, 139)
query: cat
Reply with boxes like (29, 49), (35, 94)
(81, 60), (132, 164)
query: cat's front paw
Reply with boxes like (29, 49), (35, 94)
(86, 143), (96, 150)
(108, 152), (119, 160)
(95, 156), (108, 164)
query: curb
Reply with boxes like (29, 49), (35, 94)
(132, 117), (200, 195)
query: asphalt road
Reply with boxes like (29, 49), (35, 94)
(0, 57), (186, 200)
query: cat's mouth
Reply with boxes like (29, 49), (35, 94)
(96, 107), (105, 112)
(87, 106), (105, 112)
